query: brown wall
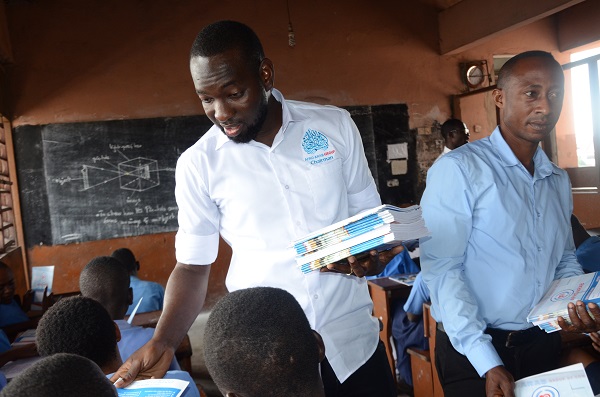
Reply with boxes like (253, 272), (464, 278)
(4, 1), (600, 296)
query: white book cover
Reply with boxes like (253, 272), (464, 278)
(527, 272), (600, 324)
(514, 363), (593, 397)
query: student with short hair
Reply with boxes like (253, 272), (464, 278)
(111, 248), (165, 315)
(0, 352), (117, 397)
(204, 287), (326, 397)
(79, 256), (178, 369)
(36, 296), (200, 397)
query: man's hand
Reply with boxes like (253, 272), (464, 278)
(321, 245), (405, 277)
(557, 301), (600, 334)
(485, 366), (515, 397)
(109, 338), (175, 388)
(589, 331), (600, 353)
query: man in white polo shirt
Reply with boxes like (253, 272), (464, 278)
(112, 20), (400, 397)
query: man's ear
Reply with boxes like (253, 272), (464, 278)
(114, 321), (122, 343)
(259, 58), (275, 92)
(127, 287), (133, 306)
(136, 261), (140, 271)
(312, 330), (326, 363)
(492, 88), (504, 109)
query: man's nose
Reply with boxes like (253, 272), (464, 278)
(213, 100), (234, 123)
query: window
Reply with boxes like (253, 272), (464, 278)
(555, 45), (600, 189)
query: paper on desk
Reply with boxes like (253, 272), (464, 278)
(514, 363), (593, 397)
(127, 297), (143, 325)
(117, 378), (189, 397)
(0, 356), (42, 379)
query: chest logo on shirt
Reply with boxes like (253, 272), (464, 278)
(302, 129), (336, 165)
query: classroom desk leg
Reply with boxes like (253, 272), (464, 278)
(368, 284), (396, 380)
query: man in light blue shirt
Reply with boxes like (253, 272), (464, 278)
(420, 50), (600, 397)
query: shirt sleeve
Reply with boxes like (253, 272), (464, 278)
(420, 157), (503, 377)
(403, 273), (430, 315)
(174, 150), (220, 265)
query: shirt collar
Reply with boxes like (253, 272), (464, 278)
(214, 88), (301, 150)
(490, 126), (557, 179)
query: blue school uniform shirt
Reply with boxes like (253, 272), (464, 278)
(576, 235), (600, 273)
(0, 299), (29, 327)
(420, 127), (582, 377)
(126, 276), (165, 315)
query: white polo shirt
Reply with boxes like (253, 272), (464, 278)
(175, 89), (381, 381)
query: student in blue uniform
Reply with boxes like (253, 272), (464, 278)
(0, 262), (29, 328)
(35, 296), (200, 397)
(111, 248), (165, 315)
(571, 214), (600, 273)
(79, 256), (179, 369)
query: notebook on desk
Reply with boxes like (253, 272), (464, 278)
(389, 273), (419, 286)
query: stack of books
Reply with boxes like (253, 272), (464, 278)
(293, 204), (429, 274)
(527, 271), (600, 333)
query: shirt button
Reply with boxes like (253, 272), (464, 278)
(313, 294), (319, 300)
(296, 221), (301, 226)
(285, 185), (289, 189)
(537, 247), (542, 252)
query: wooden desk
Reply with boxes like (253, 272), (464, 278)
(367, 277), (412, 374)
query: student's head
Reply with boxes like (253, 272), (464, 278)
(0, 262), (15, 305)
(80, 255), (132, 320)
(36, 296), (121, 374)
(0, 353), (117, 397)
(189, 20), (274, 144)
(493, 51), (564, 145)
(111, 247), (139, 275)
(440, 118), (469, 150)
(204, 287), (325, 397)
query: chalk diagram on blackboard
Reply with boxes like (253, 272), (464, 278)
(81, 156), (160, 192)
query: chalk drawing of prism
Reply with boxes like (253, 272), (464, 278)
(81, 157), (160, 192)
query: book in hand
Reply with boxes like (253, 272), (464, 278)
(527, 271), (600, 333)
(514, 363), (593, 397)
(293, 204), (429, 273)
(389, 272), (419, 286)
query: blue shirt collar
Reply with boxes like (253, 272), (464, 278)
(490, 126), (557, 179)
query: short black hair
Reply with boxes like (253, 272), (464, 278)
(190, 20), (265, 70)
(497, 50), (560, 89)
(36, 296), (119, 369)
(441, 118), (465, 139)
(0, 353), (116, 397)
(111, 248), (137, 274)
(80, 256), (131, 319)
(204, 287), (320, 396)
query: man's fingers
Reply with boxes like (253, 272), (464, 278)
(110, 359), (141, 388)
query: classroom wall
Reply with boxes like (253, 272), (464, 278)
(4, 0), (597, 297)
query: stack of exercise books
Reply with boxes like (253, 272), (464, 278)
(527, 271), (600, 333)
(293, 204), (429, 274)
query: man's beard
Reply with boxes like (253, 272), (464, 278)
(224, 97), (269, 144)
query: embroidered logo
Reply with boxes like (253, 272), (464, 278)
(301, 129), (336, 165)
(302, 129), (329, 154)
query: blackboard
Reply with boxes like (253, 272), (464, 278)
(14, 105), (410, 248)
(15, 116), (212, 247)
